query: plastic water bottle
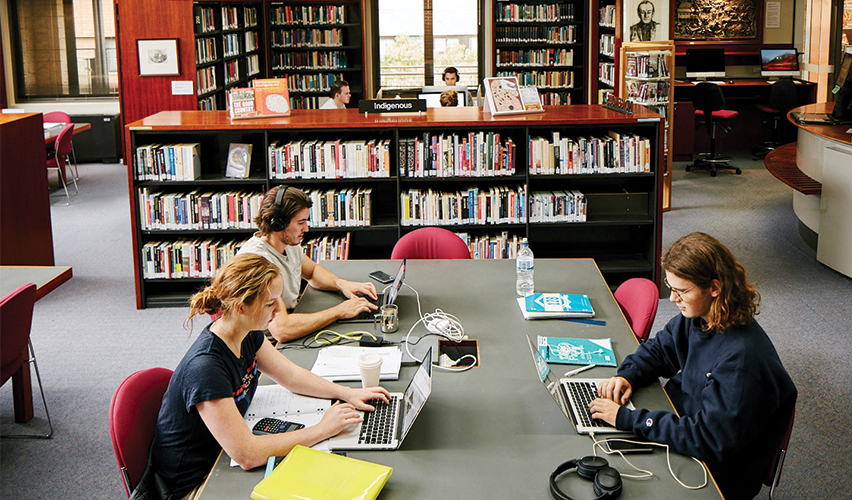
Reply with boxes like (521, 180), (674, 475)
(516, 238), (534, 296)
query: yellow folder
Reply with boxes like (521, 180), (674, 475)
(250, 445), (392, 500)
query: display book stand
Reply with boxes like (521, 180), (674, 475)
(125, 108), (662, 308)
(619, 41), (674, 211)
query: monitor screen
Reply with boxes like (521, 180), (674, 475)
(835, 49), (852, 88)
(685, 48), (726, 79)
(418, 91), (465, 108)
(761, 48), (800, 77)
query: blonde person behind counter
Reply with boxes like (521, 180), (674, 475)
(236, 186), (378, 342)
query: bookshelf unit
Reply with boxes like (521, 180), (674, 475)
(193, 2), (265, 111)
(493, 1), (586, 105)
(620, 41), (673, 210)
(593, 0), (620, 104)
(125, 107), (663, 308)
(268, 0), (365, 110)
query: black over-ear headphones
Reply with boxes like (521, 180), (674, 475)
(550, 456), (622, 500)
(267, 186), (289, 232)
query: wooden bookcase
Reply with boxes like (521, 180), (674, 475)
(268, 0), (366, 109)
(125, 107), (662, 308)
(193, 2), (264, 111)
(592, 0), (621, 104)
(493, 1), (586, 105)
(620, 41), (673, 210)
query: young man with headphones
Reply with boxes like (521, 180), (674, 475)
(237, 185), (378, 342)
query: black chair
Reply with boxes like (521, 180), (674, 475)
(687, 82), (742, 176)
(752, 79), (798, 160)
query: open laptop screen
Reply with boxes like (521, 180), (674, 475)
(384, 258), (406, 306)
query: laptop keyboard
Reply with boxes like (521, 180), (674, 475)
(358, 396), (398, 445)
(348, 294), (382, 321)
(565, 381), (609, 428)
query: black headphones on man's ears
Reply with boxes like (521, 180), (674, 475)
(550, 456), (622, 500)
(267, 186), (289, 232)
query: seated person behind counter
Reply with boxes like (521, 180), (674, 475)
(151, 254), (390, 498)
(237, 186), (379, 342)
(320, 80), (351, 109)
(590, 232), (796, 500)
(440, 90), (458, 107)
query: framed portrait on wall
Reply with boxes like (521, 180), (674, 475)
(137, 39), (180, 76)
(623, 0), (670, 42)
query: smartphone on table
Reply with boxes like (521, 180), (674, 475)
(369, 270), (394, 284)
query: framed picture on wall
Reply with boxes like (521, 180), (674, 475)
(673, 0), (760, 40)
(137, 39), (180, 76)
(623, 0), (670, 42)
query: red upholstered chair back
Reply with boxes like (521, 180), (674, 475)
(391, 227), (471, 260)
(43, 111), (71, 124)
(613, 278), (659, 343)
(0, 283), (37, 384)
(764, 408), (795, 498)
(53, 123), (75, 158)
(109, 367), (173, 497)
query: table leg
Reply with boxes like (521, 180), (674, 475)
(12, 351), (34, 423)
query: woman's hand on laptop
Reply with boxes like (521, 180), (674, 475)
(319, 402), (364, 435)
(598, 376), (633, 404)
(338, 279), (378, 301)
(344, 386), (391, 411)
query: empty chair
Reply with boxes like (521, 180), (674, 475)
(687, 82), (742, 177)
(753, 79), (798, 160)
(764, 409), (795, 500)
(47, 123), (78, 204)
(1, 283), (53, 439)
(613, 278), (659, 343)
(109, 367), (173, 497)
(43, 111), (79, 181)
(391, 227), (471, 259)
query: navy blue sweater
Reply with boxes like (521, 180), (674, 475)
(615, 315), (797, 500)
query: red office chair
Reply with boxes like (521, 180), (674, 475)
(47, 123), (79, 203)
(109, 367), (173, 497)
(391, 227), (471, 259)
(1, 283), (53, 439)
(687, 82), (742, 177)
(752, 79), (799, 160)
(43, 111), (79, 181)
(613, 278), (659, 343)
(764, 409), (795, 500)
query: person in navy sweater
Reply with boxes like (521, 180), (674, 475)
(590, 232), (797, 500)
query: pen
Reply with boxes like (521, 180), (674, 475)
(565, 364), (596, 377)
(561, 318), (607, 326)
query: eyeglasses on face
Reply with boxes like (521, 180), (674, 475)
(663, 277), (695, 300)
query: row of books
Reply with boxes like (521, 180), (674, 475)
(196, 38), (217, 65)
(224, 59), (241, 86)
(624, 52), (670, 79)
(599, 62), (615, 86)
(246, 31), (260, 52)
(496, 48), (574, 67)
(496, 26), (578, 44)
(529, 190), (587, 223)
(600, 34), (616, 58)
(398, 133), (517, 178)
(305, 232), (350, 262)
(287, 73), (345, 93)
(137, 188), (263, 231)
(541, 92), (571, 105)
(625, 81), (670, 104)
(456, 231), (521, 260)
(497, 2), (578, 22)
(504, 70), (574, 88)
(268, 139), (391, 180)
(244, 6), (258, 28)
(198, 95), (218, 111)
(400, 186), (527, 227)
(597, 88), (614, 105)
(272, 51), (348, 70)
(270, 5), (346, 26)
(289, 96), (333, 109)
(271, 28), (344, 48)
(528, 131), (651, 175)
(135, 144), (201, 182)
(304, 188), (373, 228)
(193, 6), (217, 34)
(141, 238), (247, 279)
(197, 66), (218, 95)
(221, 6), (241, 31)
(247, 54), (261, 77)
(599, 5), (617, 27)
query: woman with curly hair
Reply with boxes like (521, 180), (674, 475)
(590, 232), (796, 500)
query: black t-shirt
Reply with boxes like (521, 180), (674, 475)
(152, 326), (265, 497)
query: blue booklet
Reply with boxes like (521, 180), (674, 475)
(537, 336), (616, 366)
(523, 293), (595, 318)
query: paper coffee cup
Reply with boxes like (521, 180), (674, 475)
(357, 352), (383, 388)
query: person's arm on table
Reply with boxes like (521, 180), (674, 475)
(266, 296), (375, 343)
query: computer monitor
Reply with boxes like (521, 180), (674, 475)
(685, 48), (726, 79)
(417, 90), (466, 108)
(831, 49), (852, 122)
(760, 48), (800, 78)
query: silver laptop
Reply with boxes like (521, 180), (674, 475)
(526, 335), (632, 434)
(338, 259), (406, 323)
(327, 346), (431, 450)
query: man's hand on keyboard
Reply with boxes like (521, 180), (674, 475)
(338, 279), (378, 301)
(334, 295), (379, 319)
(345, 386), (391, 411)
(598, 376), (633, 405)
(589, 398), (620, 427)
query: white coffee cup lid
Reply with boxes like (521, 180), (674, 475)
(358, 352), (383, 367)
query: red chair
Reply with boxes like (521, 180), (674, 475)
(1, 283), (53, 439)
(109, 367), (173, 497)
(47, 123), (78, 203)
(764, 409), (795, 500)
(391, 227), (471, 260)
(613, 278), (659, 343)
(43, 111), (79, 181)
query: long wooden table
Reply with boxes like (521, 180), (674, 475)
(195, 259), (723, 500)
(43, 122), (92, 145)
(1, 266), (72, 422)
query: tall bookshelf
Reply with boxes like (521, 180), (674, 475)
(268, 1), (365, 110)
(193, 2), (264, 111)
(125, 107), (662, 308)
(493, 1), (586, 105)
(593, 0), (620, 104)
(620, 41), (673, 210)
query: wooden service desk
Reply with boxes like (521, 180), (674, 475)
(673, 79), (817, 160)
(196, 260), (722, 500)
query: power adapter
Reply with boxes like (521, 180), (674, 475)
(359, 336), (394, 347)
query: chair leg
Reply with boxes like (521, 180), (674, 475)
(768, 449), (786, 500)
(50, 165), (72, 205)
(3, 340), (54, 439)
(69, 144), (80, 181)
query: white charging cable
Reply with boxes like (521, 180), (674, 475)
(402, 284), (475, 371)
(589, 434), (708, 489)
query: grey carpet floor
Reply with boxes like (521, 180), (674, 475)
(2, 155), (850, 499)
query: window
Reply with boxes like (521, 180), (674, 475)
(378, 0), (480, 89)
(8, 0), (118, 100)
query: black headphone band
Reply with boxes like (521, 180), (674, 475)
(549, 456), (621, 500)
(268, 186), (289, 232)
